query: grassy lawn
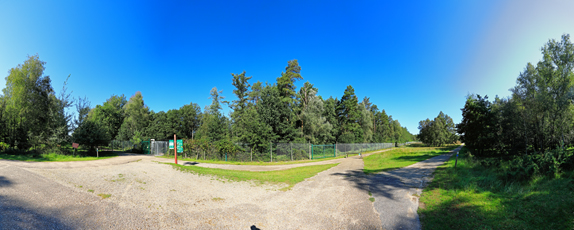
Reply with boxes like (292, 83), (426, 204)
(164, 162), (338, 191)
(0, 151), (118, 162)
(363, 144), (458, 174)
(418, 147), (574, 229)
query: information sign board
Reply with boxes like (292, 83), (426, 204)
(177, 139), (183, 153)
(169, 140), (174, 149)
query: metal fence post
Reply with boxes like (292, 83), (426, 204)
(270, 142), (272, 162)
(311, 144), (313, 159)
(290, 143), (293, 161)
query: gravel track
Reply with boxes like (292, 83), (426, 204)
(1, 154), (383, 229)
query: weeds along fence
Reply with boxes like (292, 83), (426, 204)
(166, 142), (408, 162)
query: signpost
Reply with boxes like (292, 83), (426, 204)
(72, 143), (79, 155)
(169, 137), (183, 164)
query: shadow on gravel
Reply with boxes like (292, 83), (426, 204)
(331, 169), (405, 201)
(0, 176), (12, 187)
(0, 195), (73, 230)
(182, 162), (199, 166)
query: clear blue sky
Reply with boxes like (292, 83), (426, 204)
(1, 0), (574, 135)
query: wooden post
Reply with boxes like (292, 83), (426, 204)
(174, 134), (178, 164)
(290, 143), (293, 161)
(251, 147), (253, 162)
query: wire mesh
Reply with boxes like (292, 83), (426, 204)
(151, 141), (169, 156)
(335, 143), (395, 156)
(275, 143), (311, 161)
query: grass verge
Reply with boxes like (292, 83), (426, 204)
(418, 147), (574, 229)
(0, 151), (118, 162)
(363, 145), (458, 174)
(163, 162), (338, 191)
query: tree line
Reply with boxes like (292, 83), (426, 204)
(0, 57), (415, 154)
(457, 34), (574, 179)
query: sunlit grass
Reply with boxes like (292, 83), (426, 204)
(164, 162), (338, 191)
(418, 147), (574, 229)
(363, 145), (458, 174)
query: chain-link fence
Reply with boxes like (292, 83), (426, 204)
(275, 143), (312, 161)
(173, 142), (410, 162)
(150, 141), (169, 156)
(335, 143), (395, 156)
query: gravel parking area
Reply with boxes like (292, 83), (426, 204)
(1, 155), (382, 229)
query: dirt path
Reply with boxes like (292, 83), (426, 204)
(367, 145), (463, 229)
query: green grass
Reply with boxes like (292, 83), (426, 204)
(164, 162), (338, 191)
(0, 151), (119, 162)
(97, 193), (111, 199)
(418, 147), (574, 230)
(363, 145), (458, 174)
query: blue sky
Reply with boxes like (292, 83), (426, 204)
(1, 0), (574, 135)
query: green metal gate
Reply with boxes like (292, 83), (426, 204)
(142, 141), (151, 154)
(311, 144), (336, 159)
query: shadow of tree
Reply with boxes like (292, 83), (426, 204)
(0, 195), (73, 229)
(0, 176), (12, 187)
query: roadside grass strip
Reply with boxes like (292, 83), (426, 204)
(163, 162), (338, 191)
(157, 154), (357, 166)
(0, 152), (118, 162)
(363, 145), (458, 174)
(418, 147), (574, 230)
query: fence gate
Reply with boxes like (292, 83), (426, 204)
(311, 144), (336, 159)
(151, 141), (169, 156)
(142, 141), (151, 154)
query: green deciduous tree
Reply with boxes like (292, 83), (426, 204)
(118, 92), (150, 143)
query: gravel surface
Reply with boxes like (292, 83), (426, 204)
(1, 154), (383, 229)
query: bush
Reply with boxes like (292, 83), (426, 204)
(501, 148), (573, 181)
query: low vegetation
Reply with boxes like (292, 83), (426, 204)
(363, 144), (458, 174)
(419, 147), (574, 229)
(164, 162), (338, 191)
(0, 151), (118, 162)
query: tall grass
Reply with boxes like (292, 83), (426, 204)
(419, 147), (574, 229)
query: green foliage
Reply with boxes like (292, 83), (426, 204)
(419, 147), (574, 230)
(418, 111), (457, 147)
(276, 59), (303, 105)
(336, 85), (361, 143)
(0, 142), (9, 151)
(72, 120), (110, 150)
(87, 94), (127, 140)
(460, 34), (574, 157)
(118, 92), (150, 142)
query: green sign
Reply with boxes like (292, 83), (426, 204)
(169, 140), (174, 149)
(177, 139), (183, 153)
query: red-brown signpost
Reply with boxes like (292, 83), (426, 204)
(174, 134), (178, 164)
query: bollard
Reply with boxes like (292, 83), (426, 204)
(454, 151), (459, 168)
